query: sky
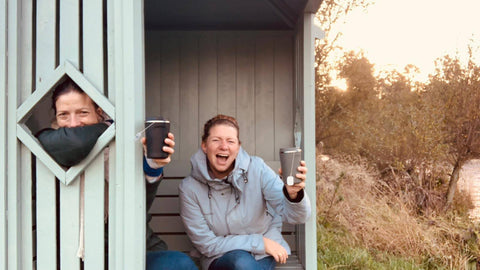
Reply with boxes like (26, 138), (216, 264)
(331, 0), (480, 81)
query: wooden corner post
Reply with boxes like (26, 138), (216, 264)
(108, 0), (146, 269)
(302, 12), (318, 270)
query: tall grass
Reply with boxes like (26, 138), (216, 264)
(316, 153), (480, 269)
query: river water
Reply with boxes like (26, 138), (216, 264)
(458, 159), (480, 221)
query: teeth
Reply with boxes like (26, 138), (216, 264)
(217, 154), (228, 158)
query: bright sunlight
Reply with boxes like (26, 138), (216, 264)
(333, 0), (480, 81)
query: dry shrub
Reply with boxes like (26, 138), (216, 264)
(376, 162), (451, 216)
(317, 153), (478, 267)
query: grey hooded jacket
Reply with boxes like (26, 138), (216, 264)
(179, 147), (311, 269)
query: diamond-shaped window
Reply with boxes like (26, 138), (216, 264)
(17, 60), (116, 185)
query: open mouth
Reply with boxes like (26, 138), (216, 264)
(216, 153), (229, 164)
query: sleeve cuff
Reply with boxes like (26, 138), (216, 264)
(143, 155), (163, 177)
(283, 186), (304, 203)
(252, 234), (265, 254)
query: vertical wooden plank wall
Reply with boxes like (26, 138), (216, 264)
(145, 34), (162, 117)
(6, 0), (21, 269)
(274, 35), (294, 157)
(198, 33), (218, 134)
(144, 31), (298, 254)
(159, 37), (180, 147)
(217, 35), (236, 117)
(294, 18), (305, 267)
(301, 13), (318, 270)
(84, 158), (105, 269)
(255, 37), (275, 160)
(106, 0), (121, 268)
(35, 160), (57, 270)
(109, 0), (146, 268)
(19, 0), (34, 269)
(235, 34), (256, 155)
(178, 36), (199, 160)
(35, 0), (58, 268)
(4, 0), (147, 269)
(58, 1), (81, 269)
(145, 31), (295, 164)
(83, 0), (106, 268)
(5, 0), (48, 268)
(2, 0), (113, 269)
(0, 0), (7, 268)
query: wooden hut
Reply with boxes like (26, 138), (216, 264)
(0, 0), (322, 269)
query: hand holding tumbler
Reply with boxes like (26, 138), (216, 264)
(279, 147), (302, 186)
(145, 117), (170, 159)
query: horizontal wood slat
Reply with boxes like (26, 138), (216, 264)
(150, 216), (184, 233)
(150, 197), (180, 214)
(276, 255), (303, 269)
(156, 179), (182, 196)
(151, 215), (296, 234)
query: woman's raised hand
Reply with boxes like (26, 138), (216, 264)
(279, 160), (307, 200)
(141, 132), (175, 168)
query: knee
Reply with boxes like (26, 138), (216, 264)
(146, 251), (197, 270)
(224, 249), (252, 258)
(223, 250), (257, 270)
(174, 252), (198, 269)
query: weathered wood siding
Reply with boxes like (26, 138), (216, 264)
(299, 13), (320, 269)
(35, 0), (109, 269)
(145, 31), (295, 162)
(1, 0), (146, 269)
(1, 0), (7, 268)
(35, 0), (59, 269)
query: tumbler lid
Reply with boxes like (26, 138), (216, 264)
(146, 117), (169, 124)
(279, 147), (302, 154)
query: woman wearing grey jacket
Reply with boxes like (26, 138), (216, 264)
(179, 114), (311, 270)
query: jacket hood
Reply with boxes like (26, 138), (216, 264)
(190, 147), (250, 190)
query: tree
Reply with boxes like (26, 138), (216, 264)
(315, 0), (372, 146)
(315, 0), (372, 71)
(424, 50), (480, 208)
(316, 52), (377, 151)
(317, 50), (449, 210)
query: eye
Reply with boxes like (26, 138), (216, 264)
(80, 110), (90, 116)
(57, 113), (68, 120)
